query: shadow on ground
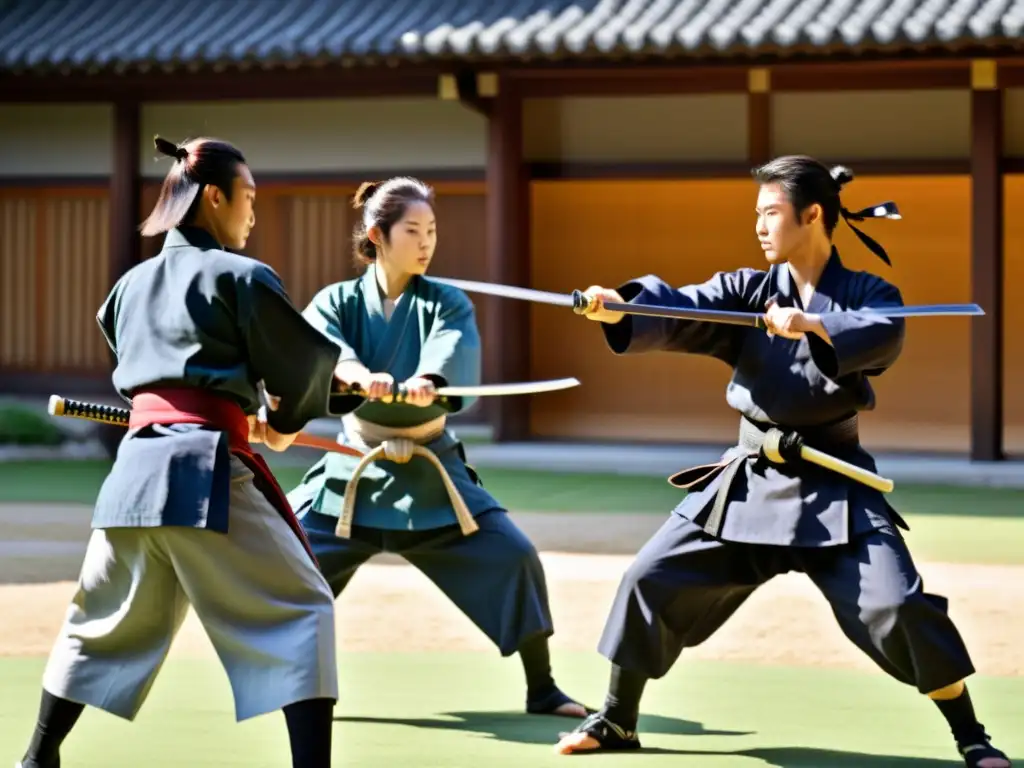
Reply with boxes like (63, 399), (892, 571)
(334, 710), (748, 749)
(333, 710), (1002, 765)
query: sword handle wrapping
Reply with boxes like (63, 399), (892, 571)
(48, 395), (129, 426)
(335, 383), (451, 405)
(48, 393), (364, 457)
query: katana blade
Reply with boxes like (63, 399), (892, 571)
(334, 377), (581, 401)
(850, 303), (984, 318)
(430, 277), (575, 308)
(435, 377), (580, 397)
(434, 276), (985, 327)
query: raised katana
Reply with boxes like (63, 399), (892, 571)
(430, 277), (984, 329)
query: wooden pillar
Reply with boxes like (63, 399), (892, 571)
(747, 68), (772, 166)
(109, 101), (141, 288)
(969, 60), (1004, 461)
(485, 79), (531, 442)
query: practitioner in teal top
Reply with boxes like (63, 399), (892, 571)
(288, 176), (589, 718)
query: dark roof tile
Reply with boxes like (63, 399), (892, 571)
(0, 0), (1020, 74)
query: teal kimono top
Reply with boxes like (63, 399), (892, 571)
(286, 264), (505, 531)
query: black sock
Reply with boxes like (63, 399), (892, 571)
(519, 633), (556, 700)
(283, 698), (334, 768)
(602, 665), (647, 732)
(21, 690), (85, 768)
(933, 686), (987, 745)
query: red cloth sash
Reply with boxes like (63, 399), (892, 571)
(129, 387), (316, 564)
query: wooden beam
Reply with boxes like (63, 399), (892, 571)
(770, 60), (971, 91)
(503, 67), (748, 97)
(969, 60), (1004, 462)
(105, 100), (141, 403)
(449, 70), (495, 118)
(110, 101), (141, 288)
(484, 79), (530, 442)
(528, 158), (971, 180)
(0, 67), (440, 103)
(748, 68), (772, 167)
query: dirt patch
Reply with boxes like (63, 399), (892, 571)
(0, 503), (1020, 679)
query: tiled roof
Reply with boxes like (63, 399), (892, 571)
(0, 0), (1021, 73)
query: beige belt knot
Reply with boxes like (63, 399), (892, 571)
(335, 416), (478, 540)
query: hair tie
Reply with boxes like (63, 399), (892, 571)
(839, 201), (900, 266)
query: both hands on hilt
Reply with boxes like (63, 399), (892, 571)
(761, 297), (831, 343)
(333, 360), (438, 407)
(576, 285), (831, 343)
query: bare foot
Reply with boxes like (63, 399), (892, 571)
(974, 758), (1010, 768)
(553, 730), (602, 754)
(550, 701), (588, 718)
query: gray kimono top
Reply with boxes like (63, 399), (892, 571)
(91, 226), (345, 532)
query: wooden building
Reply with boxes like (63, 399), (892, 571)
(0, 1), (1022, 460)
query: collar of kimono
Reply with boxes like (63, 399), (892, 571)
(164, 225), (222, 250)
(839, 200), (900, 266)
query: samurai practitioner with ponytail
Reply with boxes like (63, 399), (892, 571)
(287, 177), (589, 719)
(16, 136), (347, 768)
(555, 156), (1011, 768)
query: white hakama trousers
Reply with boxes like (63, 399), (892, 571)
(41, 456), (338, 722)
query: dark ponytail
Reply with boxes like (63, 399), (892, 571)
(140, 134), (246, 237)
(752, 155), (899, 266)
(350, 176), (435, 268)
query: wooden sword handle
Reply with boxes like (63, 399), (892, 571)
(761, 427), (895, 493)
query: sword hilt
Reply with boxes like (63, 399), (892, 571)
(335, 382), (452, 405)
(48, 395), (129, 426)
(571, 289), (598, 315)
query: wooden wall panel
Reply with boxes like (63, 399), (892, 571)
(43, 196), (110, 370)
(773, 90), (970, 160)
(0, 198), (38, 367)
(1004, 88), (1024, 157)
(1003, 175), (1024, 456)
(523, 95), (748, 163)
(282, 194), (354, 310)
(529, 177), (973, 453)
(0, 189), (109, 374)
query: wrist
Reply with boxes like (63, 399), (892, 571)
(805, 314), (832, 344)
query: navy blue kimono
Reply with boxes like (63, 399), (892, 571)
(594, 248), (976, 696)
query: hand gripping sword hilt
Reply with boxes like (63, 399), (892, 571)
(571, 289), (597, 315)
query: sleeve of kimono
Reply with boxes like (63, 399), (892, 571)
(600, 269), (763, 365)
(414, 287), (481, 414)
(236, 265), (352, 433)
(806, 276), (905, 380)
(301, 284), (361, 364)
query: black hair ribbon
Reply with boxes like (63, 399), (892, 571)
(840, 201), (900, 266)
